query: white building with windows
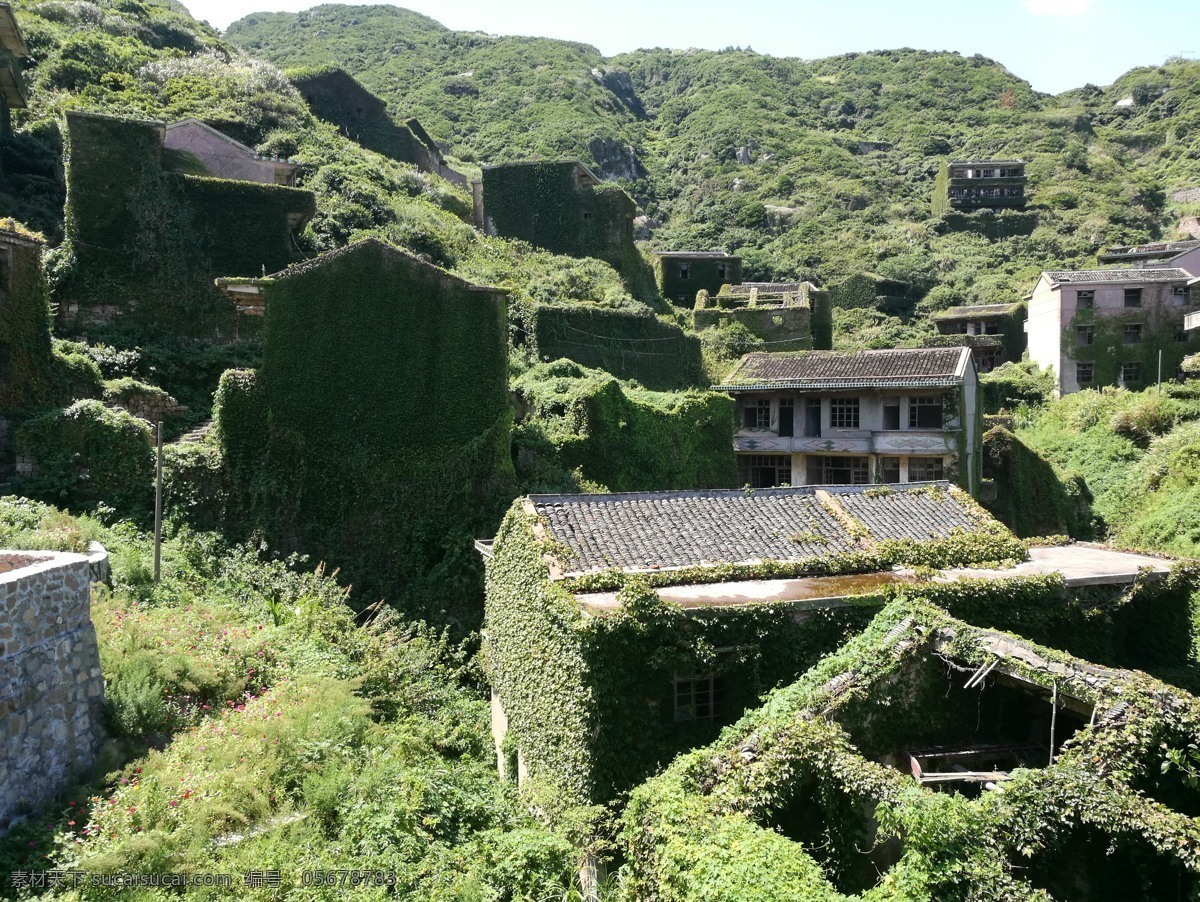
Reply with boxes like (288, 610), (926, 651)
(713, 347), (981, 494)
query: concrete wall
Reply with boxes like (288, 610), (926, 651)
(165, 121), (294, 185)
(0, 551), (104, 830)
(1027, 276), (1065, 392)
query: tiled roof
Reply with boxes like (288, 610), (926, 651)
(1100, 240), (1200, 258)
(837, 488), (978, 542)
(934, 303), (1021, 320)
(714, 348), (969, 391)
(656, 251), (738, 259)
(529, 483), (987, 576)
(1045, 268), (1191, 284)
(949, 159), (1025, 166)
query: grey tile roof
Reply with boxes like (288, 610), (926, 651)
(656, 251), (738, 259)
(1100, 240), (1200, 258)
(934, 303), (1022, 320)
(1045, 268), (1191, 284)
(714, 348), (968, 391)
(837, 488), (979, 542)
(529, 483), (987, 576)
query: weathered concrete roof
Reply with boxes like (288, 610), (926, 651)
(655, 251), (738, 260)
(714, 348), (971, 391)
(933, 303), (1023, 320)
(941, 544), (1173, 587)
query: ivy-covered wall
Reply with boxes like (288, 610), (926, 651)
(1069, 292), (1199, 390)
(486, 490), (1198, 811)
(655, 255), (741, 306)
(481, 162), (656, 301)
(693, 304), (813, 350)
(937, 208), (1039, 238)
(214, 239), (514, 621)
(512, 361), (737, 492)
(828, 271), (918, 313)
(60, 111), (314, 337)
(0, 224), (101, 419)
(526, 304), (704, 390)
(981, 425), (1094, 538)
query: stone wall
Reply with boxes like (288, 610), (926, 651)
(0, 550), (104, 831)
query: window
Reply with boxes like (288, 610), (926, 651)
(1122, 362), (1142, 384)
(778, 398), (795, 438)
(1124, 287), (1142, 308)
(1077, 290), (1094, 309)
(1124, 323), (1143, 344)
(582, 210), (592, 222)
(804, 399), (822, 437)
(679, 263), (690, 280)
(742, 398), (771, 430)
(909, 396), (943, 429)
(1173, 285), (1188, 297)
(983, 321), (1001, 335)
(1077, 325), (1095, 346)
(882, 398), (901, 431)
(716, 263), (727, 279)
(908, 457), (945, 481)
(1177, 326), (1188, 343)
(739, 454), (791, 488)
(806, 456), (869, 485)
(1076, 362), (1094, 384)
(880, 457), (901, 484)
(674, 672), (725, 722)
(830, 397), (860, 430)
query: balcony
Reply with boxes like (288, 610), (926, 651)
(734, 430), (958, 455)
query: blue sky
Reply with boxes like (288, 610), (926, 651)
(184, 0), (1199, 94)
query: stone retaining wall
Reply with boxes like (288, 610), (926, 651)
(0, 550), (105, 831)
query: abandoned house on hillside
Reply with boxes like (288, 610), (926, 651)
(164, 118), (298, 186)
(1098, 238), (1200, 271)
(1027, 267), (1200, 395)
(931, 302), (1026, 373)
(714, 347), (981, 493)
(944, 159), (1027, 211)
(693, 281), (833, 352)
(654, 251), (741, 305)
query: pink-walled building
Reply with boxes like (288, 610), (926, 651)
(164, 119), (298, 186)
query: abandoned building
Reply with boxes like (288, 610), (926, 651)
(943, 159), (1026, 211)
(290, 67), (466, 187)
(0, 3), (27, 137)
(1098, 238), (1200, 270)
(931, 302), (1026, 373)
(654, 251), (741, 305)
(214, 237), (512, 608)
(478, 161), (645, 285)
(164, 118), (298, 186)
(713, 347), (981, 493)
(1026, 267), (1200, 395)
(696, 281), (833, 351)
(625, 594), (1200, 899)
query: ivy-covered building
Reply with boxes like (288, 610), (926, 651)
(289, 67), (467, 188)
(214, 237), (513, 618)
(481, 482), (1029, 807)
(943, 159), (1026, 211)
(0, 3), (28, 137)
(1027, 267), (1200, 395)
(624, 594), (1200, 899)
(60, 111), (316, 335)
(696, 281), (833, 351)
(479, 161), (652, 297)
(654, 251), (740, 306)
(714, 347), (981, 494)
(931, 302), (1025, 373)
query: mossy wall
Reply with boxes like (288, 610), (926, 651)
(693, 305), (813, 350)
(937, 208), (1039, 238)
(481, 162), (656, 300)
(0, 228), (101, 418)
(60, 112), (314, 337)
(528, 304), (703, 390)
(656, 256), (741, 306)
(214, 240), (514, 620)
(981, 426), (1093, 537)
(828, 272), (917, 312)
(1069, 293), (1199, 390)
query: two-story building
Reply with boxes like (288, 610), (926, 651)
(932, 302), (1026, 373)
(654, 251), (741, 305)
(713, 347), (980, 493)
(945, 159), (1026, 211)
(1026, 268), (1200, 395)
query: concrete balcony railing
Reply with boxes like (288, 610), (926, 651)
(734, 430), (958, 455)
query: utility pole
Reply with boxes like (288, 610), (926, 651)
(153, 420), (163, 583)
(1158, 349), (1163, 394)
